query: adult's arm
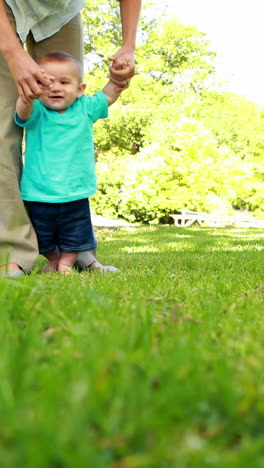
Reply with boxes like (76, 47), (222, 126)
(0, 0), (51, 103)
(109, 0), (142, 87)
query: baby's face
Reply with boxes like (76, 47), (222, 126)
(39, 60), (84, 112)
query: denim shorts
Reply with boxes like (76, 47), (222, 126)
(25, 198), (97, 254)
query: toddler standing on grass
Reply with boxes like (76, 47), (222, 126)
(15, 51), (123, 274)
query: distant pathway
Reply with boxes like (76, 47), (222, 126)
(91, 213), (132, 227)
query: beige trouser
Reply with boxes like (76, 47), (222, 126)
(0, 4), (96, 271)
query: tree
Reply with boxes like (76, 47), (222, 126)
(81, 1), (264, 222)
(82, 0), (122, 60)
(137, 20), (216, 92)
(196, 91), (264, 160)
(82, 1), (216, 91)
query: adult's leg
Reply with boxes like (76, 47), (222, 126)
(0, 3), (38, 273)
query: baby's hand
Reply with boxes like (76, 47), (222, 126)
(37, 69), (54, 90)
(111, 58), (131, 71)
(108, 48), (135, 89)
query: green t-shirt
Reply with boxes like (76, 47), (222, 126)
(15, 91), (108, 203)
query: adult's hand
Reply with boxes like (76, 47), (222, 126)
(0, 0), (52, 103)
(6, 47), (52, 104)
(108, 46), (135, 90)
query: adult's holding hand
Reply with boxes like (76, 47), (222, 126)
(109, 0), (141, 89)
(0, 0), (51, 104)
(109, 46), (135, 89)
(6, 48), (52, 104)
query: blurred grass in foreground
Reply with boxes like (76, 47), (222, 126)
(1, 226), (264, 468)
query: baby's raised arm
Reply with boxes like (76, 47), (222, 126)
(16, 95), (34, 121)
(103, 80), (123, 106)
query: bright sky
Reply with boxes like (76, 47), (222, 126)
(150, 0), (264, 104)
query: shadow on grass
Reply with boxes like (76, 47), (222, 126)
(95, 225), (264, 254)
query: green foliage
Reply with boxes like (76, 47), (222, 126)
(92, 116), (252, 223)
(82, 0), (121, 60)
(94, 105), (151, 154)
(196, 91), (264, 160)
(83, 1), (264, 222)
(137, 19), (216, 90)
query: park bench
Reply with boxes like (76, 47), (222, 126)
(169, 210), (264, 228)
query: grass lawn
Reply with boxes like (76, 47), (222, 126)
(1, 226), (264, 467)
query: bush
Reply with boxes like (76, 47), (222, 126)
(92, 117), (252, 223)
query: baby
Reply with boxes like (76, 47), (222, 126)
(15, 51), (122, 273)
